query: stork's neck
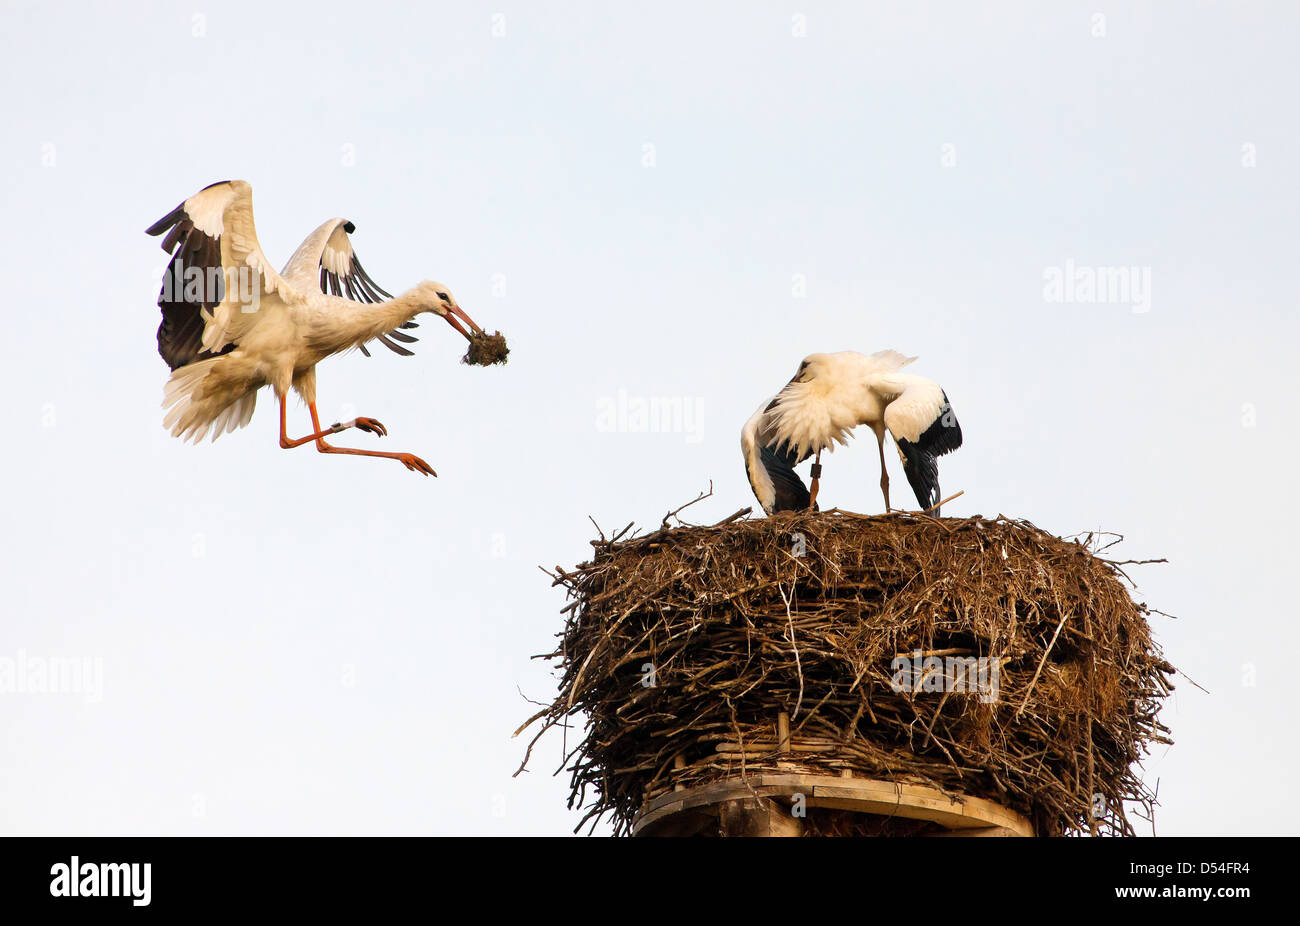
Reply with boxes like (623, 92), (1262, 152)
(313, 286), (438, 355)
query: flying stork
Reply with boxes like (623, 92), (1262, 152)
(147, 180), (487, 477)
(742, 350), (963, 515)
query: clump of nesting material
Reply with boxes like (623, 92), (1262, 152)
(462, 331), (509, 366)
(519, 511), (1175, 837)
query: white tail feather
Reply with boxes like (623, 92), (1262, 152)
(161, 355), (261, 443)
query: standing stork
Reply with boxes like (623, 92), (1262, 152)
(147, 180), (487, 476)
(742, 350), (963, 515)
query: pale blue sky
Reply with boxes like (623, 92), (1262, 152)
(1, 0), (1296, 835)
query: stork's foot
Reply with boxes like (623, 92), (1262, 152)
(332, 416), (388, 437)
(395, 452), (437, 477)
(311, 437), (437, 477)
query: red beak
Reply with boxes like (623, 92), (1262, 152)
(444, 304), (484, 341)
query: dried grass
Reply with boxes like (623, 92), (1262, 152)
(461, 330), (509, 366)
(518, 508), (1175, 837)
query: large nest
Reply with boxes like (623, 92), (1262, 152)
(519, 509), (1175, 837)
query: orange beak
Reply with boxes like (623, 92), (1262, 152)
(444, 304), (484, 341)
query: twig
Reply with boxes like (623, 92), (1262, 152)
(516, 686), (548, 708)
(512, 706), (549, 739)
(1016, 608), (1069, 720)
(712, 507), (752, 527)
(610, 521), (636, 543)
(777, 582), (805, 721)
(662, 481), (714, 528)
(893, 647), (972, 660)
(920, 489), (964, 514)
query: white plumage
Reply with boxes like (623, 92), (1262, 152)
(742, 350), (963, 515)
(148, 180), (487, 476)
(741, 402), (787, 515)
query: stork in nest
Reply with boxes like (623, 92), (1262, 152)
(743, 350), (963, 514)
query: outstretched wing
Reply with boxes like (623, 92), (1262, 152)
(742, 401), (815, 515)
(874, 373), (963, 513)
(146, 180), (290, 370)
(865, 348), (918, 373)
(280, 218), (418, 358)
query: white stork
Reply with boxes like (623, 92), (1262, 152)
(742, 350), (963, 515)
(147, 180), (487, 477)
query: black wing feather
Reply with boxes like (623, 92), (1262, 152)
(747, 369), (821, 513)
(758, 443), (816, 513)
(320, 265), (375, 356)
(147, 200), (235, 372)
(895, 392), (963, 514)
(322, 227), (412, 357)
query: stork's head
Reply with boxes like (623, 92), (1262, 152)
(418, 281), (484, 341)
(791, 353), (833, 383)
(765, 353), (855, 458)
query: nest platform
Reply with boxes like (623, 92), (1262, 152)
(520, 510), (1174, 837)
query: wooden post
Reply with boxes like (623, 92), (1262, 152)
(634, 773), (1034, 837)
(718, 797), (803, 837)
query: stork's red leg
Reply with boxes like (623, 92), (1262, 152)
(876, 431), (891, 511)
(279, 395), (334, 448)
(304, 401), (436, 477)
(808, 450), (822, 510)
(277, 394), (382, 448)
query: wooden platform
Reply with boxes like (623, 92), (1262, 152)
(633, 772), (1034, 837)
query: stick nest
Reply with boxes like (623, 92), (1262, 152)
(520, 510), (1175, 837)
(461, 331), (509, 366)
